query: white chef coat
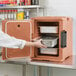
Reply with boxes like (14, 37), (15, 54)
(0, 30), (26, 49)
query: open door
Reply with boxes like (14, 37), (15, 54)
(2, 20), (32, 60)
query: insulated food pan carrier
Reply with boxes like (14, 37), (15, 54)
(2, 16), (73, 62)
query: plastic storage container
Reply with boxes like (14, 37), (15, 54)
(40, 26), (58, 33)
(40, 48), (57, 55)
(42, 37), (58, 47)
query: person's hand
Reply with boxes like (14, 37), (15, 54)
(33, 39), (47, 48)
(25, 37), (47, 48)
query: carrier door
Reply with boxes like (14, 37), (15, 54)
(2, 20), (32, 60)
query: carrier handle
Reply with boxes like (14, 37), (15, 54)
(61, 30), (67, 48)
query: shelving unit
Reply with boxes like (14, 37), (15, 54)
(0, 5), (43, 9)
(0, 5), (44, 20)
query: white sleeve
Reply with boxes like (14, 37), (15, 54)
(0, 30), (27, 49)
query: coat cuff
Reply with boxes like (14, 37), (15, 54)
(19, 40), (27, 49)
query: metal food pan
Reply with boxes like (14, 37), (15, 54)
(40, 48), (58, 55)
(40, 26), (58, 33)
(42, 37), (58, 47)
